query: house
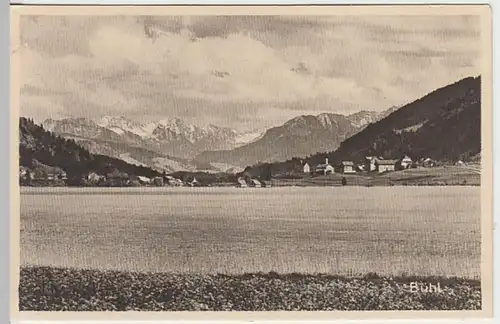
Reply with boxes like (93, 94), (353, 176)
(303, 162), (311, 174)
(87, 172), (102, 183)
(87, 172), (105, 185)
(32, 168), (47, 180)
(19, 167), (35, 180)
(358, 164), (367, 172)
(105, 170), (130, 187)
(19, 167), (35, 184)
(423, 158), (435, 167)
(43, 170), (67, 182)
(314, 158), (335, 175)
(456, 160), (466, 167)
(249, 179), (262, 188)
(137, 176), (151, 185)
(153, 176), (164, 186)
(236, 177), (248, 188)
(340, 161), (356, 174)
(400, 155), (413, 169)
(364, 156), (383, 172)
(376, 159), (397, 173)
(163, 175), (179, 186)
(189, 177), (200, 187)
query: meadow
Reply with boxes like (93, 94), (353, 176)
(20, 186), (481, 279)
(270, 166), (481, 187)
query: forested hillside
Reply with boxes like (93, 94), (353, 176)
(19, 117), (161, 184)
(330, 76), (481, 163)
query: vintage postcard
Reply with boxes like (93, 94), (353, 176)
(10, 4), (493, 321)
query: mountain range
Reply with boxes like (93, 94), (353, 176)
(40, 108), (394, 172)
(42, 116), (265, 173)
(195, 108), (398, 168)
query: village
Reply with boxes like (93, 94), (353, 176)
(18, 153), (477, 188)
(19, 166), (198, 187)
(301, 155), (442, 176)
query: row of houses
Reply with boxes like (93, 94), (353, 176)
(302, 155), (433, 175)
(108, 174), (199, 187)
(130, 174), (191, 187)
(303, 158), (356, 175)
(19, 168), (195, 187)
(19, 167), (67, 182)
(236, 177), (267, 188)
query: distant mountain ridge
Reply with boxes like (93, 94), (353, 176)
(194, 108), (397, 168)
(40, 109), (389, 172)
(42, 116), (266, 172)
(43, 116), (265, 158)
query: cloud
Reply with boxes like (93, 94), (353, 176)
(19, 14), (481, 131)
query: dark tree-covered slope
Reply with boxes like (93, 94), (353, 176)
(329, 76), (481, 164)
(19, 117), (161, 180)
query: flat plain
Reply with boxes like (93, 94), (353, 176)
(20, 186), (480, 278)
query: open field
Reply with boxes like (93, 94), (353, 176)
(380, 166), (481, 186)
(19, 266), (481, 311)
(20, 186), (481, 278)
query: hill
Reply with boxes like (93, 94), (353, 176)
(19, 117), (161, 185)
(330, 76), (481, 164)
(246, 76), (481, 177)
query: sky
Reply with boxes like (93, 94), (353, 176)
(19, 15), (481, 131)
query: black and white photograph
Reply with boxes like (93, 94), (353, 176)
(11, 5), (493, 316)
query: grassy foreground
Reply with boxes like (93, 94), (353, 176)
(19, 266), (481, 311)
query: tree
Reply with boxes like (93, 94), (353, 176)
(261, 164), (272, 181)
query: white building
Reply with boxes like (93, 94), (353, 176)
(315, 158), (335, 175)
(341, 161), (356, 174)
(250, 179), (262, 188)
(365, 156), (383, 172)
(87, 172), (102, 183)
(236, 177), (248, 187)
(376, 160), (397, 173)
(137, 176), (151, 184)
(401, 155), (413, 169)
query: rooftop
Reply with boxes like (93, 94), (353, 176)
(377, 160), (398, 165)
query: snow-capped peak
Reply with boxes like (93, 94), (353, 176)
(233, 128), (266, 146)
(317, 113), (338, 128)
(97, 115), (150, 137)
